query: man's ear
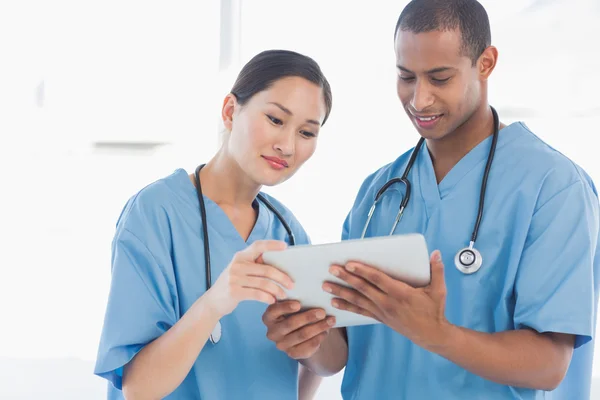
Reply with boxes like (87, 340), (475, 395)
(478, 45), (498, 80)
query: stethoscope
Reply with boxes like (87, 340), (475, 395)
(194, 164), (296, 344)
(361, 106), (499, 275)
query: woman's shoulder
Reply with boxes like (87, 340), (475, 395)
(115, 168), (194, 235)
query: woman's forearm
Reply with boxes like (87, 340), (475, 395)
(122, 294), (221, 400)
(298, 364), (323, 400)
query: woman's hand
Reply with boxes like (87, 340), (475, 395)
(206, 240), (294, 317)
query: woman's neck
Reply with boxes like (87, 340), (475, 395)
(198, 150), (261, 208)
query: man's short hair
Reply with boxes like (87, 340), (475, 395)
(395, 0), (492, 65)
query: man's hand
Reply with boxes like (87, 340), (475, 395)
(323, 250), (449, 350)
(323, 250), (576, 390)
(262, 300), (336, 359)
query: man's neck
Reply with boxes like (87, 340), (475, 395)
(426, 105), (500, 184)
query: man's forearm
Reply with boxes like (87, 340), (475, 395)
(430, 323), (575, 391)
(300, 328), (348, 377)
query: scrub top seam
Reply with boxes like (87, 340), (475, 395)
(532, 179), (583, 217)
(116, 189), (147, 228)
(119, 227), (176, 321)
(519, 122), (590, 182)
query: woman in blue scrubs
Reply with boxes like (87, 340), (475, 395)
(262, 1), (600, 399)
(94, 49), (333, 400)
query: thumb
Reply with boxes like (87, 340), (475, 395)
(429, 250), (446, 291)
(243, 240), (288, 263)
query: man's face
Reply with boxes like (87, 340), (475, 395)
(395, 29), (482, 140)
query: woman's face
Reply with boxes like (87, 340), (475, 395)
(223, 76), (327, 186)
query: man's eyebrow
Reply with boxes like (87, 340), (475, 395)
(396, 65), (454, 74)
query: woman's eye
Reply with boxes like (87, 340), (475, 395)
(300, 131), (316, 138)
(267, 115), (283, 125)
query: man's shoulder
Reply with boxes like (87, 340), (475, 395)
(502, 121), (598, 203)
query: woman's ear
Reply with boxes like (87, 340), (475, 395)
(221, 94), (237, 131)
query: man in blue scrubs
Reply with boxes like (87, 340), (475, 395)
(262, 0), (600, 398)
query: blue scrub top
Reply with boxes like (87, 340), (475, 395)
(341, 122), (600, 400)
(94, 168), (310, 399)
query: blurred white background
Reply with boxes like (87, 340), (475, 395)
(0, 0), (599, 398)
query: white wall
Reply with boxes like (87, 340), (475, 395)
(0, 0), (222, 396)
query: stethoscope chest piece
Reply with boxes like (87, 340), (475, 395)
(454, 246), (483, 274)
(210, 321), (222, 344)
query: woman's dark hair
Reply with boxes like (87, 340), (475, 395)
(230, 49), (333, 125)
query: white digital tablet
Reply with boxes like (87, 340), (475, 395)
(261, 233), (431, 328)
